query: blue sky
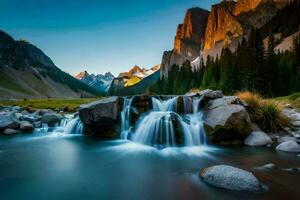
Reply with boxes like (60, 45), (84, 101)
(0, 0), (218, 75)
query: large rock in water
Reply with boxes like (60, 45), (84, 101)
(276, 140), (300, 153)
(0, 112), (19, 130)
(244, 131), (272, 146)
(200, 165), (262, 192)
(203, 96), (251, 143)
(19, 121), (34, 133)
(79, 97), (121, 138)
(41, 113), (62, 127)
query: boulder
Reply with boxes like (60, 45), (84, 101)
(41, 113), (62, 127)
(19, 121), (34, 133)
(199, 89), (224, 107)
(79, 96), (121, 138)
(33, 121), (42, 128)
(3, 128), (19, 135)
(244, 131), (272, 146)
(276, 140), (300, 153)
(0, 112), (19, 130)
(278, 136), (297, 144)
(21, 114), (41, 123)
(203, 97), (251, 143)
(200, 165), (262, 192)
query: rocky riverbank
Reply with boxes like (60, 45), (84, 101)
(1, 90), (300, 153)
(0, 105), (67, 135)
(77, 90), (300, 152)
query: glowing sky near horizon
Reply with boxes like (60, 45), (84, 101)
(0, 0), (218, 75)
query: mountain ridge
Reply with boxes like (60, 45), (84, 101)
(0, 30), (102, 99)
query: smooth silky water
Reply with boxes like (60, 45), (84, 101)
(0, 101), (299, 200)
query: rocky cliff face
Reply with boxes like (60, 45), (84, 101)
(160, 0), (291, 78)
(174, 8), (209, 59)
(233, 0), (263, 16)
(204, 0), (244, 50)
(161, 8), (209, 78)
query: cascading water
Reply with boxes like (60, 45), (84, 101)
(120, 96), (134, 140)
(64, 117), (83, 135)
(181, 98), (206, 145)
(125, 96), (206, 148)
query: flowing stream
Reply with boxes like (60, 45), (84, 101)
(120, 96), (206, 148)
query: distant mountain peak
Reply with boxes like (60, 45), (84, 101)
(74, 70), (114, 92)
(75, 70), (89, 80)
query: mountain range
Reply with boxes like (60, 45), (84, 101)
(74, 71), (114, 93)
(0, 31), (102, 99)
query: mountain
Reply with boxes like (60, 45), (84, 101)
(109, 64), (160, 95)
(161, 8), (210, 78)
(160, 0), (291, 78)
(74, 71), (114, 92)
(153, 0), (300, 97)
(0, 30), (102, 99)
(109, 70), (160, 96)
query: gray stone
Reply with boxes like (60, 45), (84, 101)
(0, 112), (19, 130)
(79, 96), (121, 137)
(3, 128), (19, 135)
(261, 163), (277, 169)
(199, 89), (223, 99)
(276, 140), (300, 153)
(203, 99), (251, 143)
(19, 121), (34, 133)
(244, 131), (272, 146)
(21, 114), (41, 123)
(33, 121), (42, 128)
(200, 165), (261, 191)
(278, 136), (297, 144)
(41, 113), (62, 127)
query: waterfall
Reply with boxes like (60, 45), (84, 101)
(130, 96), (206, 148)
(64, 117), (83, 135)
(120, 96), (134, 140)
(132, 97), (179, 148)
(152, 96), (178, 112)
(181, 98), (206, 146)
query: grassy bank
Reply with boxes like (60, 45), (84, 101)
(0, 98), (101, 112)
(236, 91), (292, 133)
(274, 93), (300, 111)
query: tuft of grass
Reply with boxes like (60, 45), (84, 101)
(236, 91), (292, 133)
(188, 88), (201, 93)
(0, 98), (101, 112)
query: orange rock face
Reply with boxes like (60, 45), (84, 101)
(173, 8), (209, 59)
(233, 0), (263, 16)
(204, 1), (244, 50)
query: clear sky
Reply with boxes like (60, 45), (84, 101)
(0, 0), (218, 76)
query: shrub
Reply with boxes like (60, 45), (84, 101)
(236, 91), (292, 133)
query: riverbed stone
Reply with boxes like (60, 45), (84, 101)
(200, 165), (261, 192)
(244, 131), (272, 146)
(0, 112), (19, 130)
(203, 98), (251, 143)
(21, 114), (41, 123)
(257, 163), (277, 170)
(276, 140), (300, 153)
(41, 113), (62, 127)
(3, 128), (19, 135)
(79, 96), (121, 138)
(278, 136), (297, 144)
(19, 121), (34, 133)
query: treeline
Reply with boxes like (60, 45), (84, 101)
(150, 30), (300, 97)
